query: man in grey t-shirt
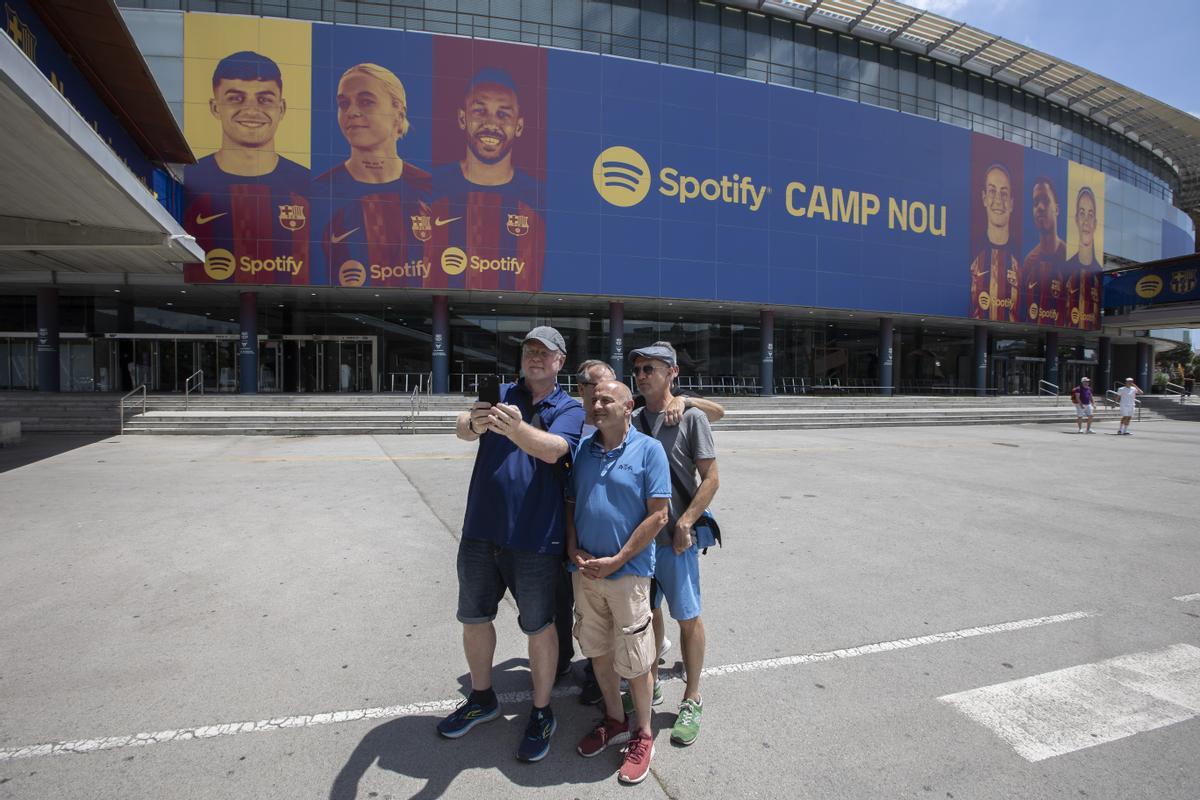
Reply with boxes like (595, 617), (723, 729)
(629, 341), (719, 747)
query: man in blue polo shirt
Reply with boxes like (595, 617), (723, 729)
(568, 379), (670, 785)
(437, 326), (583, 763)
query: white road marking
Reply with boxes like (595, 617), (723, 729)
(0, 610), (1094, 762)
(939, 643), (1200, 762)
(703, 611), (1095, 677)
(1172, 593), (1200, 603)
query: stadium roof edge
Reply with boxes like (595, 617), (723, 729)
(28, 0), (194, 166)
(732, 0), (1200, 214)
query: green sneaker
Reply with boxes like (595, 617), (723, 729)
(620, 681), (663, 715)
(670, 698), (702, 746)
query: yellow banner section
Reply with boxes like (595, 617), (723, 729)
(182, 13), (312, 167)
(1066, 161), (1104, 267)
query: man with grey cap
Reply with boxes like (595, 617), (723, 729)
(438, 325), (584, 763)
(629, 341), (719, 746)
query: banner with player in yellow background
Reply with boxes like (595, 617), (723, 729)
(1065, 162), (1104, 330)
(180, 14), (314, 285)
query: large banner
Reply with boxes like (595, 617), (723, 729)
(179, 13), (1121, 329)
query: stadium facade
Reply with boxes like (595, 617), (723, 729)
(1, 0), (1196, 396)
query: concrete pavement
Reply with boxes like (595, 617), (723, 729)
(1, 417), (1198, 799)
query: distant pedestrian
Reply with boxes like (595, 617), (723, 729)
(437, 326), (584, 763)
(1116, 377), (1143, 435)
(1070, 376), (1095, 433)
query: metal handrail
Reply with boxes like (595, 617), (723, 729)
(408, 386), (422, 433)
(118, 384), (146, 435)
(1038, 379), (1060, 405)
(1164, 381), (1187, 403)
(184, 369), (203, 410)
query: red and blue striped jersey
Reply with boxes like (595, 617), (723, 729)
(182, 154), (311, 285)
(1022, 240), (1068, 327)
(425, 163), (544, 292)
(969, 244), (1021, 323)
(314, 162), (432, 288)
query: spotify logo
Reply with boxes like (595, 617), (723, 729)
(338, 260), (366, 287)
(1135, 274), (1163, 299)
(593, 146), (651, 207)
(204, 249), (236, 281)
(441, 247), (468, 276)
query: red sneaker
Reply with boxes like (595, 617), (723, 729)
(577, 716), (630, 758)
(618, 730), (655, 784)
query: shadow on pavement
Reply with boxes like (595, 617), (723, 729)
(0, 433), (113, 474)
(328, 660), (683, 799)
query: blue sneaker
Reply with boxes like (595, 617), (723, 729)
(437, 696), (500, 739)
(516, 708), (556, 762)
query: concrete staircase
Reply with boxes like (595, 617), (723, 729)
(4, 391), (1197, 436)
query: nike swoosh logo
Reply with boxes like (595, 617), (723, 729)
(195, 212), (227, 225)
(434, 217), (462, 227)
(330, 227), (360, 244)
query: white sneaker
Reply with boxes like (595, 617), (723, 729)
(658, 636), (672, 664)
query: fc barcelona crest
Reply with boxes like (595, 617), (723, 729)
(278, 204), (306, 231)
(1170, 269), (1197, 295)
(506, 213), (529, 237)
(411, 214), (432, 242)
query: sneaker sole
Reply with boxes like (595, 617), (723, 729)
(437, 705), (501, 739)
(516, 717), (557, 763)
(617, 743), (655, 784)
(577, 730), (631, 758)
(669, 731), (698, 746)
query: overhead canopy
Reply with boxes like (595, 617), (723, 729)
(744, 0), (1200, 212)
(0, 29), (202, 275)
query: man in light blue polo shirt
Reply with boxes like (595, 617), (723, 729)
(436, 326), (583, 763)
(567, 379), (670, 784)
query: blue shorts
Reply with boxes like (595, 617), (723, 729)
(456, 537), (561, 634)
(651, 543), (702, 621)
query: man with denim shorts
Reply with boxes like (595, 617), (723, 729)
(629, 342), (719, 746)
(568, 379), (670, 784)
(437, 326), (584, 763)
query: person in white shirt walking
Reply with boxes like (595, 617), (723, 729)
(1116, 377), (1143, 435)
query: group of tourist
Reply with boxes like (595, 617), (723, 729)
(438, 325), (723, 784)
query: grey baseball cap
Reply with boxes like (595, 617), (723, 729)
(1081, 377), (1090, 383)
(629, 344), (677, 368)
(523, 326), (566, 354)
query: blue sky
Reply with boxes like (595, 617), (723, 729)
(907, 0), (1198, 116)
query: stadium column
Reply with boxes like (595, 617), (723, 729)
(1137, 342), (1151, 392)
(609, 302), (624, 379)
(1044, 331), (1059, 392)
(238, 292), (257, 394)
(36, 288), (59, 392)
(1098, 336), (1112, 392)
(760, 309), (774, 396)
(974, 325), (989, 397)
(878, 318), (894, 397)
(432, 296), (449, 394)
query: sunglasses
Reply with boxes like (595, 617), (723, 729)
(632, 365), (661, 376)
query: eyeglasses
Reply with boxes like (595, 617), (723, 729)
(579, 380), (597, 389)
(632, 365), (659, 376)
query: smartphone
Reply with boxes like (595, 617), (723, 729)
(477, 374), (501, 406)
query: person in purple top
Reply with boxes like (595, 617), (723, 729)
(1070, 376), (1096, 433)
